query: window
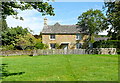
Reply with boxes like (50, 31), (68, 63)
(50, 35), (55, 40)
(89, 43), (93, 48)
(76, 43), (82, 49)
(76, 34), (82, 40)
(50, 43), (56, 49)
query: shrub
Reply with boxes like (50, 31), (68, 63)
(116, 48), (120, 54)
(2, 45), (15, 50)
(93, 40), (120, 54)
(35, 43), (44, 49)
(93, 40), (120, 48)
(43, 44), (48, 49)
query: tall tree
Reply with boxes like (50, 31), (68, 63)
(0, 19), (8, 32)
(104, 0), (120, 40)
(77, 9), (108, 43)
(1, 1), (55, 19)
(1, 26), (29, 45)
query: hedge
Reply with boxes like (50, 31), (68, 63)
(93, 40), (120, 54)
(93, 40), (120, 48)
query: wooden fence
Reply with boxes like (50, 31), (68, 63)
(33, 48), (117, 55)
(33, 49), (88, 55)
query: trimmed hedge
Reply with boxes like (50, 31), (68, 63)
(93, 40), (120, 48)
(93, 40), (120, 54)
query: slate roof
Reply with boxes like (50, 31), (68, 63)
(41, 22), (88, 34)
(94, 37), (110, 41)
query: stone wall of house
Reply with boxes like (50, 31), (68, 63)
(42, 34), (89, 49)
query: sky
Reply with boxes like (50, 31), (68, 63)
(6, 2), (108, 35)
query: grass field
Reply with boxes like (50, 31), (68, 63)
(1, 54), (118, 81)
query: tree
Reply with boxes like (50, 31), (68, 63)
(104, 0), (120, 40)
(1, 26), (29, 46)
(0, 1), (55, 46)
(1, 1), (55, 19)
(77, 9), (108, 44)
(0, 19), (8, 32)
(15, 33), (36, 50)
(15, 33), (47, 50)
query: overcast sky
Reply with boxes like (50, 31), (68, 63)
(6, 2), (108, 35)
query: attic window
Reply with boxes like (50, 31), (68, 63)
(50, 34), (55, 40)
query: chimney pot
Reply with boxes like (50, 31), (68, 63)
(44, 17), (47, 26)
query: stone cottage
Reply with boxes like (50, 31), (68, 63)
(41, 18), (89, 49)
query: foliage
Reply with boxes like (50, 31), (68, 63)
(0, 1), (54, 50)
(82, 42), (89, 49)
(1, 26), (29, 46)
(15, 33), (42, 50)
(2, 55), (118, 81)
(1, 1), (55, 19)
(1, 26), (45, 50)
(104, 1), (120, 40)
(0, 19), (8, 32)
(55, 43), (60, 49)
(35, 43), (45, 49)
(93, 40), (120, 54)
(2, 45), (15, 50)
(43, 44), (48, 49)
(93, 40), (120, 48)
(77, 9), (108, 43)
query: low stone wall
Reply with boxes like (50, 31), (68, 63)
(0, 48), (117, 56)
(0, 50), (34, 56)
(86, 48), (117, 55)
(98, 48), (117, 55)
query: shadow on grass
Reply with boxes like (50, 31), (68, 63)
(0, 64), (25, 79)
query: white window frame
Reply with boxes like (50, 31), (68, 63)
(76, 34), (82, 40)
(49, 34), (55, 40)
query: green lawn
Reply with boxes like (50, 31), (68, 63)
(1, 54), (118, 81)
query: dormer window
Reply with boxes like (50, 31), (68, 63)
(76, 34), (82, 40)
(50, 34), (55, 40)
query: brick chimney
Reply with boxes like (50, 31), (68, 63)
(44, 17), (47, 26)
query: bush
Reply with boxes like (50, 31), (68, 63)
(117, 48), (120, 54)
(43, 44), (48, 49)
(35, 43), (45, 49)
(2, 45), (15, 50)
(14, 45), (35, 50)
(93, 40), (120, 48)
(93, 40), (120, 54)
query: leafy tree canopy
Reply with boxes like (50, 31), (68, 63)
(0, 19), (8, 32)
(1, 26), (29, 45)
(104, 0), (120, 40)
(77, 9), (108, 43)
(1, 0), (55, 19)
(15, 33), (38, 50)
